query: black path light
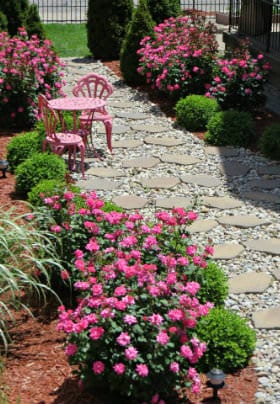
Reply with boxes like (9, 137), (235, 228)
(206, 368), (226, 400)
(0, 159), (8, 178)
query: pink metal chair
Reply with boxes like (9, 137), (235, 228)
(38, 94), (86, 178)
(72, 73), (114, 153)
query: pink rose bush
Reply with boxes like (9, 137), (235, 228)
(205, 39), (271, 110)
(32, 191), (217, 401)
(0, 27), (65, 129)
(137, 14), (218, 99)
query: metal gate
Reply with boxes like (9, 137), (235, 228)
(30, 0), (229, 24)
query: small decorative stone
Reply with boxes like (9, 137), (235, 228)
(112, 195), (148, 210)
(245, 238), (280, 255)
(212, 243), (245, 259)
(229, 272), (272, 293)
(122, 157), (160, 168)
(219, 161), (251, 177)
(141, 176), (180, 189)
(181, 174), (221, 187)
(112, 139), (143, 148)
(115, 111), (147, 120)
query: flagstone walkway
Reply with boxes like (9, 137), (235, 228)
(62, 58), (280, 403)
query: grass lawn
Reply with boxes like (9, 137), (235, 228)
(43, 24), (90, 58)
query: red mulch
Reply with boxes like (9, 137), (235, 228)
(0, 60), (269, 403)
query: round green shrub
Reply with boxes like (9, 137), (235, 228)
(15, 153), (67, 197)
(259, 123), (280, 161)
(195, 261), (229, 307)
(205, 109), (255, 147)
(6, 131), (43, 173)
(175, 95), (220, 131)
(196, 307), (256, 373)
(27, 179), (80, 207)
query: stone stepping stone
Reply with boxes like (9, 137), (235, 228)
(98, 124), (130, 134)
(246, 179), (280, 189)
(112, 139), (143, 148)
(108, 101), (133, 108)
(159, 154), (200, 165)
(115, 111), (148, 120)
(257, 165), (280, 176)
(86, 167), (123, 177)
(144, 136), (185, 146)
(229, 272), (272, 294)
(242, 191), (280, 203)
(181, 174), (221, 187)
(272, 268), (280, 280)
(122, 157), (160, 168)
(219, 161), (251, 177)
(155, 196), (192, 209)
(217, 215), (270, 228)
(252, 307), (280, 329)
(112, 195), (148, 210)
(204, 146), (240, 157)
(141, 176), (180, 189)
(244, 238), (280, 255)
(76, 178), (119, 190)
(201, 196), (243, 209)
(132, 124), (167, 133)
(188, 219), (218, 233)
(212, 243), (245, 259)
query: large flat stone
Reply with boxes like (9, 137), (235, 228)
(98, 124), (130, 134)
(212, 243), (245, 259)
(159, 154), (200, 165)
(76, 178), (119, 190)
(245, 238), (280, 255)
(219, 162), (251, 177)
(181, 174), (221, 187)
(122, 157), (160, 168)
(112, 139), (143, 148)
(155, 196), (192, 209)
(272, 268), (280, 280)
(242, 191), (280, 203)
(86, 167), (123, 177)
(252, 307), (280, 329)
(144, 136), (185, 146)
(115, 111), (148, 120)
(141, 176), (180, 189)
(217, 215), (270, 228)
(204, 146), (240, 157)
(188, 219), (218, 233)
(108, 101), (134, 108)
(201, 196), (243, 209)
(246, 179), (280, 189)
(112, 195), (148, 210)
(132, 124), (167, 133)
(229, 272), (272, 293)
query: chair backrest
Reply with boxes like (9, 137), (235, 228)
(72, 73), (114, 101)
(38, 94), (59, 142)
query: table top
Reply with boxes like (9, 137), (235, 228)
(49, 96), (105, 111)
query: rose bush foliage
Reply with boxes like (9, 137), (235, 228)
(0, 28), (65, 129)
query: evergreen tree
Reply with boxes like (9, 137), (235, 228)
(146, 0), (181, 25)
(87, 0), (133, 60)
(120, 0), (155, 85)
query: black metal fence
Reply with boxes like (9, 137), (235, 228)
(30, 0), (230, 23)
(229, 0), (280, 53)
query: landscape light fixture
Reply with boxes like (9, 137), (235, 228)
(0, 159), (8, 178)
(206, 368), (225, 399)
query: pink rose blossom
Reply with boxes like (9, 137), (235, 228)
(136, 363), (149, 377)
(92, 361), (105, 374)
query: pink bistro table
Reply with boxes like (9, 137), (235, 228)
(49, 96), (106, 132)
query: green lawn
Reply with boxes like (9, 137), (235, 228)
(43, 24), (90, 58)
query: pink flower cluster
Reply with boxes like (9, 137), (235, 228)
(137, 14), (218, 97)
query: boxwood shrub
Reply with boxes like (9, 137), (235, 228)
(175, 95), (220, 132)
(196, 307), (256, 373)
(15, 153), (67, 196)
(205, 109), (255, 147)
(259, 123), (280, 161)
(27, 179), (80, 207)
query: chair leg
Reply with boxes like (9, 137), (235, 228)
(79, 143), (86, 178)
(104, 119), (113, 154)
